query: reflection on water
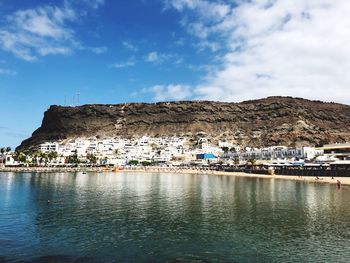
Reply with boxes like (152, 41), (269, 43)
(1, 172), (350, 262)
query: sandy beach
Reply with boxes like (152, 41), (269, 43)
(121, 167), (350, 186)
(1, 166), (349, 186)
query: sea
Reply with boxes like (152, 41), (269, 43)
(1, 172), (350, 262)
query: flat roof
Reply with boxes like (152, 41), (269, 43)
(319, 143), (350, 150)
(330, 161), (350, 165)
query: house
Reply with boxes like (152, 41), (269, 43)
(40, 143), (59, 153)
(319, 143), (350, 160)
(2, 154), (19, 166)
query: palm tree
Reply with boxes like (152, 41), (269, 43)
(221, 147), (229, 153)
(30, 151), (40, 166)
(48, 151), (58, 162)
(234, 156), (240, 167)
(39, 152), (49, 165)
(66, 154), (80, 164)
(247, 157), (256, 166)
(13, 152), (27, 163)
(230, 147), (236, 153)
(87, 154), (97, 164)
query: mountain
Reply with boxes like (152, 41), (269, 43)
(17, 96), (350, 151)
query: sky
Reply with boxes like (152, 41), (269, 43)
(0, 0), (349, 148)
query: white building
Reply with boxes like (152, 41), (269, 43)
(40, 143), (59, 153)
(227, 146), (322, 162)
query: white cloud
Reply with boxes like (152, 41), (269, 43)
(11, 6), (75, 39)
(38, 46), (72, 56)
(111, 60), (135, 69)
(122, 41), (138, 52)
(146, 52), (159, 62)
(88, 46), (108, 54)
(145, 51), (183, 64)
(82, 0), (105, 9)
(166, 0), (231, 52)
(165, 0), (230, 22)
(0, 68), (17, 76)
(143, 84), (192, 101)
(0, 1), (104, 61)
(164, 0), (350, 104)
(0, 4), (76, 61)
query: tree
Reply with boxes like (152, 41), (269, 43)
(66, 154), (80, 164)
(19, 154), (27, 163)
(128, 160), (139, 166)
(39, 152), (49, 165)
(30, 151), (41, 165)
(87, 154), (98, 164)
(0, 147), (11, 155)
(230, 147), (237, 153)
(22, 149), (31, 156)
(47, 151), (58, 162)
(141, 161), (152, 166)
(247, 157), (256, 166)
(234, 156), (240, 166)
(13, 152), (27, 163)
(221, 147), (229, 153)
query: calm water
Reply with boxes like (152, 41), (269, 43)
(1, 172), (350, 263)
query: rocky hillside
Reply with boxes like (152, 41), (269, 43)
(17, 97), (350, 150)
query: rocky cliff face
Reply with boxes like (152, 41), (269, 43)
(17, 97), (350, 150)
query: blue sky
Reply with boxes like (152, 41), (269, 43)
(0, 0), (349, 148)
(0, 0), (214, 148)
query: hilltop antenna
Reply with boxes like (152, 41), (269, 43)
(77, 91), (80, 105)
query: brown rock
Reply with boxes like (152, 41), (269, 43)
(17, 96), (350, 150)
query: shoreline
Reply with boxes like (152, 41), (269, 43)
(0, 167), (104, 173)
(122, 168), (350, 186)
(1, 166), (349, 186)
